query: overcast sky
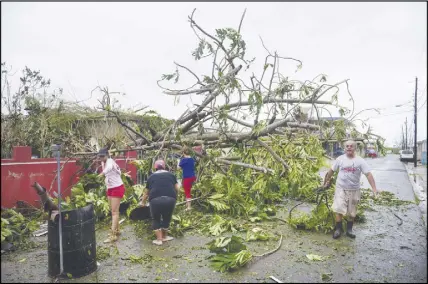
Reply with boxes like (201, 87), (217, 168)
(2, 2), (426, 147)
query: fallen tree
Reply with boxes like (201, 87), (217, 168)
(90, 9), (357, 169)
(79, 9), (362, 272)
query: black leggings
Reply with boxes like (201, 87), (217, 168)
(150, 196), (176, 230)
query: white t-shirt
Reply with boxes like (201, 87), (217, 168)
(332, 154), (370, 190)
(102, 158), (123, 189)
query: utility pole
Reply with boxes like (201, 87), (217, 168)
(405, 117), (408, 150)
(402, 125), (405, 150)
(50, 144), (64, 275)
(414, 77), (418, 167)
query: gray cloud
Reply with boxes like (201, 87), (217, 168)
(2, 2), (426, 146)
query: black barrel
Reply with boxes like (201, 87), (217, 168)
(48, 204), (97, 278)
(129, 205), (151, 221)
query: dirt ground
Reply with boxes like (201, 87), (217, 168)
(1, 155), (427, 283)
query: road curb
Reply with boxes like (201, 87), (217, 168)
(404, 163), (427, 229)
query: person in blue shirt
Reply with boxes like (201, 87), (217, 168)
(178, 146), (196, 211)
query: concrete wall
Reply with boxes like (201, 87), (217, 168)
(1, 146), (138, 208)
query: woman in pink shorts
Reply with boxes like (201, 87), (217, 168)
(97, 148), (125, 243)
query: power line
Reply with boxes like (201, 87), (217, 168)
(376, 94), (422, 112)
(415, 86), (426, 105)
(377, 89), (426, 115)
(418, 84), (427, 96)
(417, 91), (425, 103)
(366, 109), (414, 119)
(417, 99), (427, 112)
(378, 100), (412, 110)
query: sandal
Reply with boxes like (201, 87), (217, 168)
(162, 236), (174, 242)
(103, 230), (118, 243)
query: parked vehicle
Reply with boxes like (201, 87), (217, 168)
(367, 149), (377, 158)
(333, 148), (344, 158)
(400, 150), (414, 162)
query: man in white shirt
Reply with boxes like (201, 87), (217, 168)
(323, 140), (378, 239)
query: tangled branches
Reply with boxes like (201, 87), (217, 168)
(88, 9), (362, 177)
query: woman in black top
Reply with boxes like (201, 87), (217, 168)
(141, 160), (178, 246)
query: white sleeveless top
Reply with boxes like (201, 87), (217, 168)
(102, 158), (123, 189)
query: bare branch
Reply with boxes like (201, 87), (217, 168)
(276, 55), (303, 67)
(163, 87), (214, 96)
(256, 139), (289, 170)
(157, 79), (199, 93)
(174, 62), (205, 86)
(109, 110), (151, 145)
(226, 114), (253, 128)
(177, 64), (242, 126)
(216, 158), (275, 174)
(268, 53), (278, 96)
(188, 10), (235, 69)
(259, 36), (272, 56)
(313, 80), (349, 101)
(224, 98), (332, 110)
(238, 8), (247, 34)
(133, 106), (149, 113)
(286, 122), (320, 130)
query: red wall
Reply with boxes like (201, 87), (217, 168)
(1, 146), (137, 209)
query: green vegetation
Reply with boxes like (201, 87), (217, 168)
(1, 209), (45, 249)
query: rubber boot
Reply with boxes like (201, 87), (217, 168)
(333, 221), (342, 239)
(346, 221), (356, 238)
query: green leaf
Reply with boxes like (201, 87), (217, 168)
(208, 199), (230, 212)
(249, 217), (262, 223)
(306, 254), (324, 261)
(192, 40), (206, 60)
(161, 73), (176, 81)
(246, 227), (270, 241)
(209, 193), (225, 200)
(321, 273), (332, 281)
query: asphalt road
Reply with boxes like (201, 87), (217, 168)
(1, 154), (427, 283)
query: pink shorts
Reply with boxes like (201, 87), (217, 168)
(107, 184), (125, 198)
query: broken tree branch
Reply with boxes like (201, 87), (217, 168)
(216, 158), (275, 174)
(109, 110), (151, 145)
(256, 139), (289, 170)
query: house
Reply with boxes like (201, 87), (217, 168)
(1, 107), (172, 159)
(308, 117), (365, 157)
(417, 139), (427, 165)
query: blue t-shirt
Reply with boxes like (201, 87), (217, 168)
(179, 157), (196, 178)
